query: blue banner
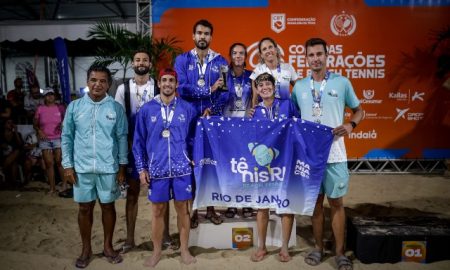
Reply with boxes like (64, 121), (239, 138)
(53, 37), (71, 105)
(193, 117), (334, 215)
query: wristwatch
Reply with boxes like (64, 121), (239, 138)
(350, 121), (357, 129)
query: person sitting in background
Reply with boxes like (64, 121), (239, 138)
(23, 130), (44, 184)
(0, 118), (23, 188)
(7, 78), (27, 123)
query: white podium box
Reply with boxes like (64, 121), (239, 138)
(189, 210), (296, 249)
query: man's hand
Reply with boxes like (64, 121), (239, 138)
(117, 165), (126, 185)
(64, 168), (77, 185)
(332, 123), (353, 137)
(210, 77), (224, 93)
(139, 170), (150, 186)
(202, 108), (211, 117)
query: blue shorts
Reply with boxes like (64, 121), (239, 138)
(39, 138), (61, 150)
(126, 152), (139, 180)
(74, 173), (120, 203)
(319, 162), (349, 199)
(148, 174), (194, 203)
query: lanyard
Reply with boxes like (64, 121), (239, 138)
(160, 97), (177, 129)
(310, 71), (330, 104)
(195, 51), (210, 78)
(231, 70), (246, 98)
(260, 99), (279, 120)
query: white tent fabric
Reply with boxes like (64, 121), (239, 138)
(0, 21), (137, 42)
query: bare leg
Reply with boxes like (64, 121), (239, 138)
(144, 202), (167, 268)
(174, 200), (196, 265)
(251, 208), (269, 262)
(99, 202), (119, 257)
(53, 148), (66, 190)
(279, 214), (294, 262)
(124, 178), (140, 248)
(78, 201), (95, 260)
(42, 149), (56, 193)
(328, 197), (346, 256)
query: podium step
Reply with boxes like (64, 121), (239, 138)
(189, 210), (296, 249)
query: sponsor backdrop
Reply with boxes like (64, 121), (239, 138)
(193, 117), (334, 214)
(153, 0), (450, 159)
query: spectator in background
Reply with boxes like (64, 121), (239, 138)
(7, 78), (27, 122)
(23, 130), (44, 184)
(24, 85), (43, 123)
(0, 118), (23, 188)
(34, 88), (66, 195)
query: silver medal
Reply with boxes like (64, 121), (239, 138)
(312, 103), (322, 117)
(162, 129), (170, 138)
(235, 99), (243, 109)
(197, 78), (205, 87)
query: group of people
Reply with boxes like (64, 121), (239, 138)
(61, 19), (363, 270)
(1, 78), (71, 197)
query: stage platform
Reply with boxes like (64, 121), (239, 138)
(189, 210), (296, 249)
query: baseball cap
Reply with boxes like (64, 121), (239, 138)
(43, 87), (55, 96)
(159, 68), (177, 80)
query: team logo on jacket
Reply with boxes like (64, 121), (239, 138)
(330, 11), (356, 36)
(106, 112), (116, 121)
(178, 114), (186, 122)
(151, 116), (157, 122)
(271, 13), (286, 33)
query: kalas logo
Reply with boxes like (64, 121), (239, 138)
(330, 11), (356, 36)
(247, 42), (286, 69)
(230, 143), (286, 183)
(271, 13), (286, 33)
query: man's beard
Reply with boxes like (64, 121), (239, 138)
(134, 66), (150, 76)
(195, 40), (209, 50)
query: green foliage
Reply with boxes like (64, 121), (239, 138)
(87, 19), (182, 79)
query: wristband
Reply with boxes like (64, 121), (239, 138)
(350, 121), (357, 129)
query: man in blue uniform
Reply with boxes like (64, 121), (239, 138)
(174, 19), (227, 226)
(133, 68), (197, 267)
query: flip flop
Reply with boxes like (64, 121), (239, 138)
(278, 252), (292, 262)
(242, 207), (253, 218)
(102, 252), (123, 264)
(119, 243), (135, 254)
(75, 254), (92, 269)
(205, 212), (223, 225)
(335, 255), (353, 270)
(225, 207), (237, 218)
(304, 249), (323, 266)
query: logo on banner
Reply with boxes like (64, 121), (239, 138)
(294, 160), (310, 178)
(394, 108), (410, 122)
(363, 89), (374, 99)
(348, 130), (378, 140)
(230, 143), (286, 184)
(330, 11), (357, 36)
(361, 89), (382, 104)
(271, 13), (286, 33)
(411, 91), (425, 101)
(247, 42), (286, 69)
(389, 91), (408, 101)
(232, 228), (253, 249)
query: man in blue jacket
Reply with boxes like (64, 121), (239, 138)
(174, 18), (226, 226)
(61, 64), (128, 268)
(133, 68), (197, 267)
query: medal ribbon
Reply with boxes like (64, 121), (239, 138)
(231, 70), (245, 98)
(260, 99), (280, 120)
(310, 71), (330, 105)
(160, 97), (177, 130)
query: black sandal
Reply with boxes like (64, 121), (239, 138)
(205, 211), (223, 225)
(225, 207), (237, 218)
(242, 207), (253, 218)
